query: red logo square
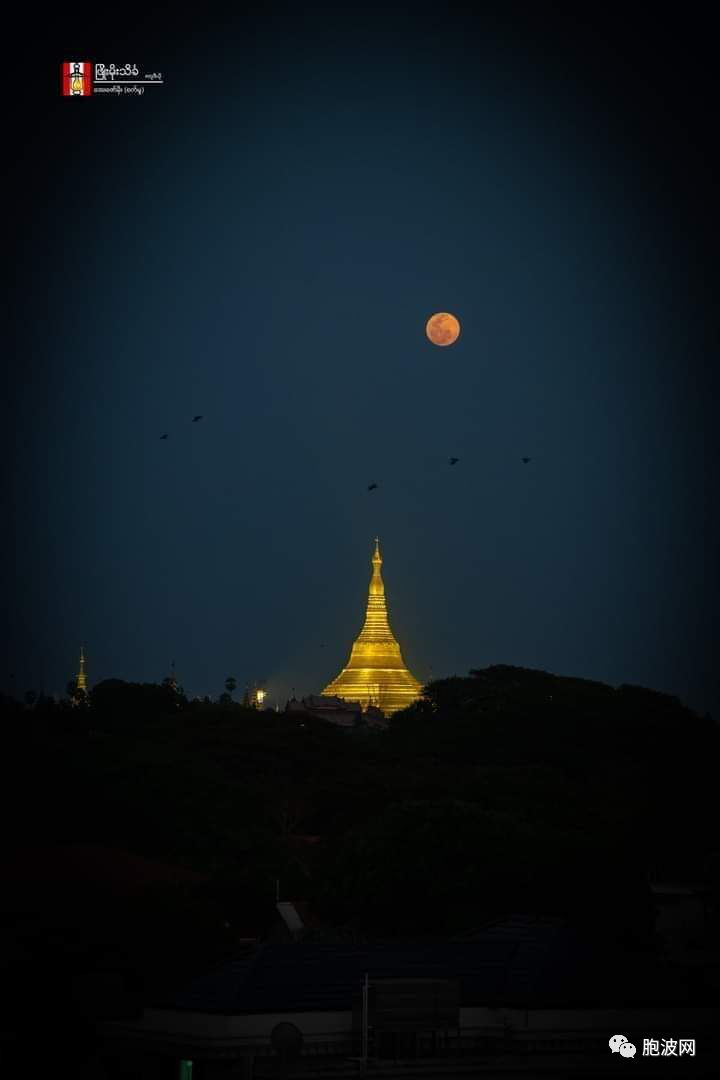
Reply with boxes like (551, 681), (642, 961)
(62, 62), (93, 96)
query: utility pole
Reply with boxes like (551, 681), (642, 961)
(361, 972), (369, 1069)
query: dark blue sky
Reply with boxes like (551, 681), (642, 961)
(6, 9), (718, 715)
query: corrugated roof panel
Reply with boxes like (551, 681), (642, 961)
(153, 931), (690, 1016)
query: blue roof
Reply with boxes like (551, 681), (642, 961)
(152, 927), (688, 1015)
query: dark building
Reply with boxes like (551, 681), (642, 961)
(100, 924), (720, 1077)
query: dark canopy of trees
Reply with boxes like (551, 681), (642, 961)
(2, 666), (718, 989)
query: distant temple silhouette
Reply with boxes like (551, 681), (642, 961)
(69, 644), (89, 704)
(76, 645), (88, 694)
(166, 659), (178, 692)
(321, 538), (422, 716)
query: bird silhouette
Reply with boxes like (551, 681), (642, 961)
(521, 457), (532, 464)
(367, 483), (378, 492)
(449, 457), (460, 465)
(160, 434), (168, 440)
(192, 415), (203, 423)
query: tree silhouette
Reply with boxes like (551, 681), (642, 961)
(225, 676), (237, 699)
(6, 662), (716, 957)
(90, 678), (185, 715)
(65, 678), (88, 711)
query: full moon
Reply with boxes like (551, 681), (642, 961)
(426, 312), (460, 346)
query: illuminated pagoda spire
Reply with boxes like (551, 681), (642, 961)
(76, 645), (88, 694)
(321, 538), (422, 715)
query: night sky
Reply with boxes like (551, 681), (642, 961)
(6, 8), (719, 717)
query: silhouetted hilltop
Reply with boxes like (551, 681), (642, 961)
(407, 662), (699, 720)
(390, 664), (714, 774)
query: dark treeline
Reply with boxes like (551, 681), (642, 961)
(2, 665), (718, 991)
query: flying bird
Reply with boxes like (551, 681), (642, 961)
(160, 434), (168, 440)
(192, 415), (203, 422)
(449, 457), (460, 465)
(521, 457), (532, 464)
(367, 483), (378, 492)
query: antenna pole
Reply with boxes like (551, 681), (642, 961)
(362, 972), (369, 1067)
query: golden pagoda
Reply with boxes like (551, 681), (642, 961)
(70, 645), (89, 705)
(76, 645), (88, 693)
(322, 538), (423, 716)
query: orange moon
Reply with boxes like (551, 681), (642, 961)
(426, 311), (460, 346)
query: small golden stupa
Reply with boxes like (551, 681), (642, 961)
(321, 538), (423, 715)
(76, 645), (88, 693)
